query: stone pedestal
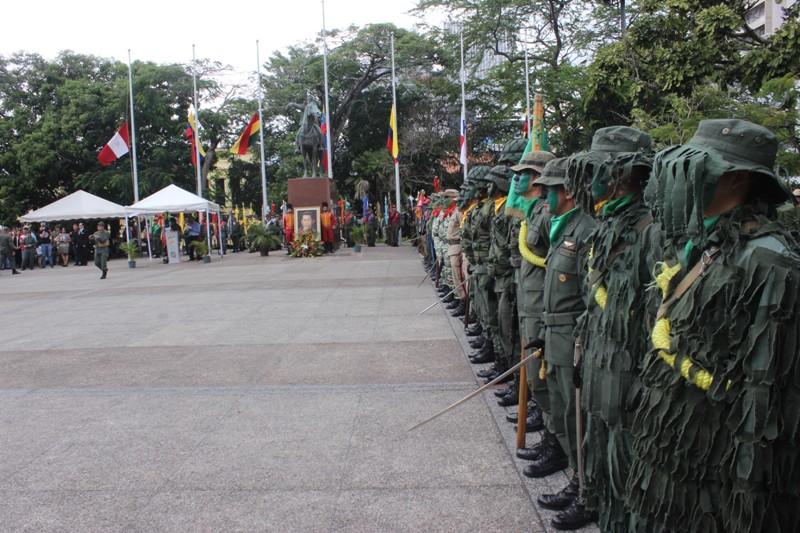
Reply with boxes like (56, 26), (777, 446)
(287, 177), (337, 210)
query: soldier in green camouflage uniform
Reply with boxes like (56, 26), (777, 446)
(462, 166), (491, 340)
(90, 221), (111, 279)
(627, 119), (800, 533)
(467, 171), (499, 364)
(563, 127), (661, 532)
(525, 157), (597, 529)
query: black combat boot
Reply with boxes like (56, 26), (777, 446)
(450, 299), (466, 318)
(468, 335), (485, 349)
(538, 474), (580, 511)
(525, 403), (545, 432)
(516, 426), (555, 460)
(441, 292), (455, 304)
(523, 432), (568, 478)
(465, 322), (482, 336)
(477, 363), (502, 379)
(468, 344), (494, 364)
(550, 498), (598, 531)
(465, 311), (479, 327)
(445, 297), (460, 310)
(497, 378), (519, 406)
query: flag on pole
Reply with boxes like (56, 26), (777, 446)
(320, 107), (329, 172)
(230, 113), (260, 155)
(531, 94), (549, 151)
(459, 101), (467, 166)
(522, 112), (529, 139)
(387, 104), (399, 163)
(186, 108), (206, 166)
(98, 122), (130, 166)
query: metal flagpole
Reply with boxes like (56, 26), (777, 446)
(127, 50), (140, 203)
(390, 32), (401, 239)
(192, 45), (203, 198)
(459, 32), (468, 183)
(524, 31), (532, 140)
(256, 40), (269, 223)
(321, 0), (333, 180)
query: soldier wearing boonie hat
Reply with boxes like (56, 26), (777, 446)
(628, 119), (800, 533)
(564, 125), (662, 532)
(441, 189), (467, 317)
(524, 156), (598, 530)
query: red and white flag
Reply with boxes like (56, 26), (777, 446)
(98, 122), (130, 166)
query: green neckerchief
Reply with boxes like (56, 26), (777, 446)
(549, 207), (578, 245)
(683, 215), (721, 267)
(601, 193), (636, 216)
(524, 197), (541, 219)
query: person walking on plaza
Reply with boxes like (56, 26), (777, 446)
(627, 119), (800, 533)
(90, 221), (110, 279)
(0, 227), (20, 275)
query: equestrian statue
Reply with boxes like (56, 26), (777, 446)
(289, 93), (325, 178)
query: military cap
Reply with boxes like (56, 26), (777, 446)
(97, 221), (106, 228)
(511, 150), (556, 173)
(486, 165), (512, 192)
(468, 165), (493, 183)
(533, 157), (569, 187)
(443, 189), (459, 199)
(688, 119), (788, 204)
(591, 126), (651, 155)
(498, 139), (528, 165)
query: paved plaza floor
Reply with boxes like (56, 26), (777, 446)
(0, 245), (598, 532)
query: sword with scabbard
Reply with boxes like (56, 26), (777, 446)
(408, 348), (542, 432)
(574, 338), (586, 503)
(418, 274), (472, 315)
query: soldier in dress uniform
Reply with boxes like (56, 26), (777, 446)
(90, 221), (111, 279)
(525, 158), (597, 528)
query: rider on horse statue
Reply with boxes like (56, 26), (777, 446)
(289, 93), (325, 178)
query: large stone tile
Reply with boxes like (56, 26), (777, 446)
(127, 489), (337, 532)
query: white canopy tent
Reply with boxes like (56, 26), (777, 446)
(19, 190), (129, 222)
(126, 184), (221, 262)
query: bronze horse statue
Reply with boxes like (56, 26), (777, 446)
(291, 94), (325, 178)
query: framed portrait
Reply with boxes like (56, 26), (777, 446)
(295, 207), (320, 236)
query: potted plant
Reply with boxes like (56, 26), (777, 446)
(350, 225), (366, 253)
(189, 240), (211, 263)
(118, 240), (139, 268)
(247, 222), (282, 256)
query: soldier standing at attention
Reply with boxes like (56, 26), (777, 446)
(461, 167), (491, 338)
(526, 157), (597, 528)
(442, 189), (466, 317)
(506, 150), (555, 440)
(90, 221), (111, 279)
(564, 127), (659, 532)
(627, 119), (800, 533)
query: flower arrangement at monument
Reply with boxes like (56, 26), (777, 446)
(290, 230), (325, 257)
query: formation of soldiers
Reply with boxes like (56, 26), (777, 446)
(418, 120), (800, 532)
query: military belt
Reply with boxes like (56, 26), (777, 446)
(542, 311), (581, 326)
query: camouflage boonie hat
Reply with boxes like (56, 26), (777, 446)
(468, 165), (493, 183)
(511, 150), (556, 174)
(442, 189), (459, 199)
(533, 158), (568, 187)
(591, 126), (652, 155)
(687, 119), (788, 204)
(498, 139), (527, 165)
(487, 165), (512, 193)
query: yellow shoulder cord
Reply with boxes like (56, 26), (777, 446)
(494, 196), (508, 215)
(651, 262), (730, 391)
(518, 220), (546, 267)
(459, 202), (477, 229)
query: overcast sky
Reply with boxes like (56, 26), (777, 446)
(1, 0), (428, 76)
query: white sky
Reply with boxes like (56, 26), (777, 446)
(1, 0), (426, 76)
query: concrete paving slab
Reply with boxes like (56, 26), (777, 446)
(0, 245), (600, 532)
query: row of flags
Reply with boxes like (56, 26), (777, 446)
(98, 100), (549, 172)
